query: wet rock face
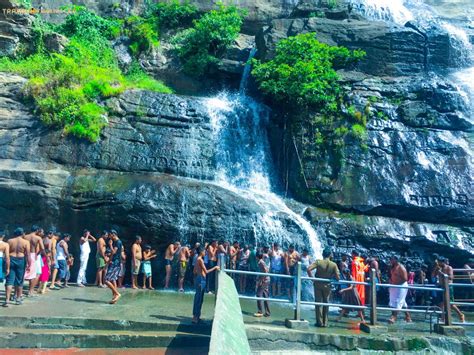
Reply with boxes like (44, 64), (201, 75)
(257, 18), (466, 76)
(0, 165), (270, 249)
(33, 89), (216, 180)
(304, 208), (474, 264)
(0, 73), (309, 249)
(272, 72), (473, 226)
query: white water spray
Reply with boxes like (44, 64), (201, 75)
(206, 93), (322, 258)
(350, 0), (474, 120)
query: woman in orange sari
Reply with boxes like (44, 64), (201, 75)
(351, 251), (368, 305)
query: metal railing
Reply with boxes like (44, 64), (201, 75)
(217, 255), (474, 331)
(449, 268), (474, 326)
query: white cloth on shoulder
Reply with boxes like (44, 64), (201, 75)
(389, 281), (408, 309)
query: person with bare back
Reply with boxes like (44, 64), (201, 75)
(131, 236), (142, 289)
(192, 247), (219, 324)
(438, 257), (465, 323)
(49, 231), (61, 290)
(388, 255), (412, 324)
(0, 231), (10, 294)
(4, 228), (30, 306)
(164, 241), (180, 289)
(178, 244), (191, 292)
(95, 231), (108, 288)
(23, 226), (45, 296)
(285, 244), (300, 301)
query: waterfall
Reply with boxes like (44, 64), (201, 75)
(206, 93), (322, 258)
(349, 0), (415, 25)
(239, 47), (257, 94)
(349, 0), (474, 118)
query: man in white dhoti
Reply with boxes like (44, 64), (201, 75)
(388, 255), (412, 324)
(77, 230), (96, 287)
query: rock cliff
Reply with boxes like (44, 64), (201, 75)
(0, 0), (472, 266)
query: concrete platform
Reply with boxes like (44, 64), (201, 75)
(238, 300), (474, 353)
(0, 286), (214, 351)
(0, 286), (215, 323)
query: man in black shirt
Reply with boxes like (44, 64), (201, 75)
(104, 230), (123, 304)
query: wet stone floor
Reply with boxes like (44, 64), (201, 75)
(0, 285), (472, 351)
(0, 286), (215, 324)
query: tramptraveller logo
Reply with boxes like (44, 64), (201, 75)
(2, 7), (77, 15)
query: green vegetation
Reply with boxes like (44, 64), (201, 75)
(123, 16), (159, 56)
(120, 1), (198, 57)
(151, 0), (198, 30)
(0, 7), (171, 142)
(252, 33), (367, 166)
(12, 0), (32, 8)
(252, 33), (364, 111)
(55, 6), (121, 39)
(175, 5), (245, 77)
(309, 11), (326, 18)
(327, 0), (339, 9)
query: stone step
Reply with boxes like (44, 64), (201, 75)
(0, 316), (212, 335)
(0, 327), (211, 349)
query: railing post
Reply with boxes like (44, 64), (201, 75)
(216, 254), (225, 293)
(442, 273), (452, 326)
(370, 268), (377, 326)
(294, 262), (302, 321)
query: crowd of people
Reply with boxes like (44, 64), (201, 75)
(245, 245), (473, 327)
(0, 226), (472, 327)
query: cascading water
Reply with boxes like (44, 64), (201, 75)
(206, 93), (322, 259)
(239, 47), (257, 94)
(349, 0), (415, 25)
(349, 0), (474, 119)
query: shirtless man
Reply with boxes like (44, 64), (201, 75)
(285, 245), (300, 300)
(192, 247), (219, 324)
(43, 230), (53, 251)
(207, 240), (218, 293)
(23, 226), (45, 296)
(438, 257), (465, 323)
(388, 255), (412, 324)
(229, 241), (240, 280)
(0, 231), (10, 295)
(339, 254), (349, 276)
(131, 236), (142, 289)
(4, 228), (30, 306)
(178, 244), (191, 292)
(49, 232), (61, 290)
(95, 231), (108, 288)
(164, 241), (180, 289)
(369, 256), (382, 283)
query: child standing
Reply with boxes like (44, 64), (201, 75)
(39, 249), (51, 294)
(142, 245), (156, 290)
(65, 254), (74, 288)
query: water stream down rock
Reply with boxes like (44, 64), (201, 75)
(0, 0), (473, 266)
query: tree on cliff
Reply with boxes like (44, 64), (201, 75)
(252, 33), (365, 113)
